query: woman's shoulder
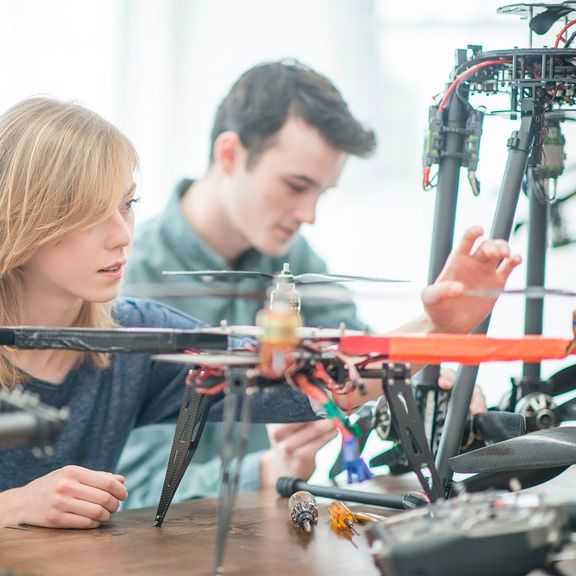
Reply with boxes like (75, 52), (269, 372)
(113, 297), (208, 330)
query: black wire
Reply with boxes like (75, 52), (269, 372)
(565, 29), (576, 47)
(455, 81), (474, 113)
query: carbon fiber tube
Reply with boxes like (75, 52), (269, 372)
(276, 477), (426, 510)
(0, 327), (227, 352)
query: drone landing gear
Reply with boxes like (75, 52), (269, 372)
(381, 363), (444, 501)
(213, 368), (255, 575)
(154, 376), (215, 527)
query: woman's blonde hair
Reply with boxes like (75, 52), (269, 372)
(0, 97), (138, 387)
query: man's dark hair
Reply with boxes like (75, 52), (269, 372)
(209, 59), (377, 167)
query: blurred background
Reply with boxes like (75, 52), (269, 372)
(3, 0), (576, 408)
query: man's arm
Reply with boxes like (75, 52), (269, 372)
(334, 227), (521, 406)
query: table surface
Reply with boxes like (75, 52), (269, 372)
(1, 472), (576, 576)
(0, 488), (385, 576)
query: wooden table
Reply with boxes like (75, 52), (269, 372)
(2, 474), (576, 576)
(0, 488), (382, 576)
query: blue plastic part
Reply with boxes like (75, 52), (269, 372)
(342, 437), (374, 484)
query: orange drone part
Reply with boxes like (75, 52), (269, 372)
(255, 306), (302, 377)
(338, 334), (575, 365)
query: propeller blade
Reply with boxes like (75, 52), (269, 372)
(464, 287), (576, 299)
(294, 272), (408, 284)
(530, 6), (573, 34)
(548, 364), (576, 396)
(554, 396), (576, 422)
(472, 411), (526, 444)
(161, 270), (274, 281)
(459, 466), (568, 493)
(152, 352), (259, 367)
(449, 427), (576, 474)
(123, 282), (268, 301)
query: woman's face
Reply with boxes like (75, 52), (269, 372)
(21, 166), (137, 307)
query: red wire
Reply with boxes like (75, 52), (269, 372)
(438, 59), (511, 112)
(422, 166), (432, 189)
(555, 18), (576, 47)
(196, 381), (228, 396)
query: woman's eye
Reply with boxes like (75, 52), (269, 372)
(120, 197), (140, 212)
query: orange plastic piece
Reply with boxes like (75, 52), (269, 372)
(338, 334), (573, 365)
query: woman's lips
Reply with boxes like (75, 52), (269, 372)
(98, 263), (123, 279)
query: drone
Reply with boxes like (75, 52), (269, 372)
(126, 262), (576, 574)
(2, 272), (576, 574)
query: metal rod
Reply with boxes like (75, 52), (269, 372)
(523, 169), (548, 382)
(436, 98), (540, 487)
(276, 477), (415, 510)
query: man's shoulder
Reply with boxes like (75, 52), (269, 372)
(113, 297), (206, 330)
(132, 212), (165, 243)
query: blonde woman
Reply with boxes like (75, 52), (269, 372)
(0, 97), (520, 530)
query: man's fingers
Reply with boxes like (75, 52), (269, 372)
(473, 238), (511, 263)
(497, 254), (522, 276)
(470, 386), (487, 415)
(421, 281), (464, 306)
(292, 429), (338, 459)
(438, 368), (456, 390)
(273, 421), (336, 452)
(453, 226), (484, 256)
(268, 420), (334, 444)
(266, 422), (310, 443)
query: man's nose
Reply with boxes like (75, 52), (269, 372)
(294, 195), (318, 225)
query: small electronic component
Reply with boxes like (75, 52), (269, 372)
(288, 490), (318, 533)
(328, 501), (359, 535)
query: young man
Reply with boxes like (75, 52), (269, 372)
(119, 61), (512, 508)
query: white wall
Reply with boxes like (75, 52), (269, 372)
(2, 0), (576, 406)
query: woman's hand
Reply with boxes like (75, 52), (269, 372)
(1, 465), (127, 529)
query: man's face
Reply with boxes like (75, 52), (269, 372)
(222, 117), (347, 257)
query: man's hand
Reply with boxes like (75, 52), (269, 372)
(5, 465), (127, 529)
(438, 367), (486, 415)
(260, 420), (337, 488)
(421, 226), (522, 334)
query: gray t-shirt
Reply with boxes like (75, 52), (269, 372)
(0, 298), (317, 492)
(118, 180), (365, 507)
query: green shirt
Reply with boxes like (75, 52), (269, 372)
(118, 179), (365, 508)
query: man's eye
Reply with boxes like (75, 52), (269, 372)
(120, 197), (140, 212)
(287, 183), (307, 194)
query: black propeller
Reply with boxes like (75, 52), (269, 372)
(548, 363), (576, 396)
(497, 2), (576, 35)
(161, 262), (407, 285)
(530, 3), (575, 34)
(458, 466), (568, 493)
(449, 426), (576, 474)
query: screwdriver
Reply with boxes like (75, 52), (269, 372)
(328, 501), (359, 535)
(288, 491), (318, 533)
